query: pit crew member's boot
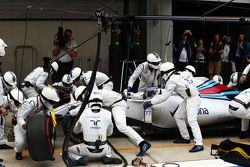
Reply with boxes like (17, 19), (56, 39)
(239, 131), (250, 139)
(0, 144), (13, 149)
(137, 141), (151, 156)
(189, 145), (204, 153)
(15, 152), (23, 160)
(102, 156), (122, 164)
(72, 156), (88, 166)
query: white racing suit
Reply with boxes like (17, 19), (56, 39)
(21, 67), (48, 98)
(0, 78), (17, 145)
(241, 119), (249, 131)
(242, 64), (250, 75)
(15, 96), (44, 153)
(0, 76), (5, 145)
(229, 88), (250, 120)
(128, 62), (160, 92)
(150, 71), (203, 145)
(68, 107), (113, 160)
(70, 89), (144, 146)
(83, 71), (113, 91)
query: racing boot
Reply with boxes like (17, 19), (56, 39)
(189, 145), (204, 153)
(0, 144), (13, 149)
(137, 141), (151, 156)
(71, 156), (88, 166)
(15, 152), (23, 160)
(239, 131), (250, 139)
(102, 156), (122, 164)
(173, 138), (190, 144)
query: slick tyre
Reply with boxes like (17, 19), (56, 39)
(27, 114), (55, 161)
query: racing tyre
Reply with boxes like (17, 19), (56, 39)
(27, 114), (55, 161)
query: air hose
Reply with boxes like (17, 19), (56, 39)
(107, 140), (128, 167)
(62, 32), (102, 167)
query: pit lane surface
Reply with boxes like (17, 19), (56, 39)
(1, 128), (249, 167)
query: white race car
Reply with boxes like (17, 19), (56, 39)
(126, 77), (240, 132)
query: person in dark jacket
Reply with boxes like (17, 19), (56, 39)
(229, 33), (247, 72)
(208, 33), (224, 79)
(174, 30), (196, 71)
(193, 38), (207, 77)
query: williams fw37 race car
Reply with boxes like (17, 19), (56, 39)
(126, 77), (240, 134)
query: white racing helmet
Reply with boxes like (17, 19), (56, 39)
(88, 92), (103, 113)
(185, 65), (196, 75)
(213, 75), (223, 84)
(50, 61), (59, 72)
(62, 74), (73, 88)
(160, 62), (175, 80)
(7, 88), (24, 110)
(73, 85), (86, 101)
(147, 52), (161, 69)
(40, 87), (60, 109)
(70, 67), (83, 82)
(228, 72), (238, 87)
(0, 38), (7, 57)
(3, 71), (17, 87)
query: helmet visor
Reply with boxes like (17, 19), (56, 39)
(62, 82), (72, 88)
(41, 94), (58, 106)
(148, 61), (160, 66)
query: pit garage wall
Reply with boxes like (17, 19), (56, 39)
(0, 20), (110, 82)
(146, 0), (173, 62)
(0, 0), (138, 82)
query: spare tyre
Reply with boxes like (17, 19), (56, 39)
(27, 114), (55, 161)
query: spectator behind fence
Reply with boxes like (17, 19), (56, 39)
(221, 35), (232, 84)
(174, 30), (196, 71)
(245, 40), (250, 64)
(208, 33), (224, 79)
(193, 38), (207, 77)
(229, 33), (246, 72)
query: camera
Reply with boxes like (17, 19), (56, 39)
(54, 26), (69, 48)
(184, 30), (192, 36)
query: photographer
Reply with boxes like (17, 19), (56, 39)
(52, 28), (78, 82)
(174, 30), (196, 71)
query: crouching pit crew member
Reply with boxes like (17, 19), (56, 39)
(15, 87), (59, 160)
(68, 92), (122, 166)
(143, 62), (204, 152)
(70, 86), (151, 156)
(0, 71), (18, 150)
(0, 88), (24, 150)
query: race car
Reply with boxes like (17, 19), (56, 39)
(126, 77), (240, 132)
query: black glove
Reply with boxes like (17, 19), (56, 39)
(12, 118), (17, 126)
